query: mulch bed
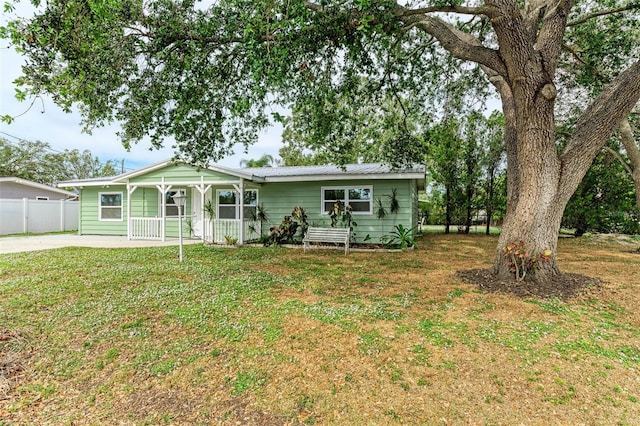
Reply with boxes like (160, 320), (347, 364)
(456, 269), (604, 300)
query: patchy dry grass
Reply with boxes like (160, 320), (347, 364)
(1, 234), (639, 425)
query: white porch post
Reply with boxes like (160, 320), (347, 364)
(195, 176), (212, 243)
(202, 187), (206, 242)
(127, 185), (138, 240)
(156, 178), (173, 242)
(233, 179), (244, 245)
(127, 184), (130, 239)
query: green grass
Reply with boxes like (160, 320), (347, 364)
(1, 237), (639, 425)
(0, 230), (77, 238)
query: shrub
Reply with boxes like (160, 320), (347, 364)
(381, 224), (416, 249)
(502, 241), (552, 281)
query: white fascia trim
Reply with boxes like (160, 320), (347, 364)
(206, 164), (265, 182)
(59, 180), (120, 188)
(119, 180), (247, 187)
(262, 173), (425, 183)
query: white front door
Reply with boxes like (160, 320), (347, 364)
(191, 188), (203, 238)
(191, 188), (214, 240)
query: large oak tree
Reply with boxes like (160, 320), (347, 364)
(3, 0), (640, 283)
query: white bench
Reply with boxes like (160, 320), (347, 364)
(303, 227), (350, 255)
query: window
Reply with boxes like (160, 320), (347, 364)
(322, 186), (372, 214)
(164, 190), (186, 217)
(99, 192), (123, 220)
(36, 196), (49, 201)
(217, 189), (258, 219)
(218, 190), (236, 219)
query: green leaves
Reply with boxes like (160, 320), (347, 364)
(1, 0), (471, 164)
(0, 136), (117, 185)
(3, 0), (639, 173)
(13, 87), (27, 102)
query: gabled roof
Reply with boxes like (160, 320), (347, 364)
(57, 160), (425, 187)
(110, 159), (258, 183)
(113, 160), (254, 183)
(0, 177), (77, 197)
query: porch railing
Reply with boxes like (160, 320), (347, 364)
(130, 217), (261, 243)
(130, 217), (163, 240)
(210, 219), (261, 244)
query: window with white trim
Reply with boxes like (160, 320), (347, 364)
(99, 192), (123, 220)
(164, 190), (186, 217)
(36, 196), (49, 200)
(217, 189), (258, 219)
(322, 186), (372, 214)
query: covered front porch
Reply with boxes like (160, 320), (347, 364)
(125, 176), (262, 244)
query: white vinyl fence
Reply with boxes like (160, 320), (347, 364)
(0, 198), (79, 235)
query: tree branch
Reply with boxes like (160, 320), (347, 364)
(305, 1), (323, 13)
(534, 0), (573, 76)
(395, 4), (494, 18)
(560, 59), (640, 192)
(619, 117), (640, 165)
(618, 117), (640, 209)
(567, 3), (640, 26)
(603, 145), (633, 177)
(398, 12), (507, 76)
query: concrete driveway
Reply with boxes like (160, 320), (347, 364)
(0, 234), (202, 254)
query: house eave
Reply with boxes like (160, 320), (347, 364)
(58, 179), (119, 188)
(0, 177), (76, 197)
(262, 173), (426, 183)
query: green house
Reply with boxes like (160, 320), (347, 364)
(59, 161), (425, 244)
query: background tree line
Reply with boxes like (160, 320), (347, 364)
(275, 106), (640, 237)
(0, 136), (118, 186)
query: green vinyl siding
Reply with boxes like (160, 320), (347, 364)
(258, 179), (416, 244)
(79, 186), (128, 235)
(79, 185), (192, 237)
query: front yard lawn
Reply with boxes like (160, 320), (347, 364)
(1, 234), (639, 425)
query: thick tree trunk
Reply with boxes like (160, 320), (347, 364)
(492, 110), (568, 281)
(489, 53), (568, 281)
